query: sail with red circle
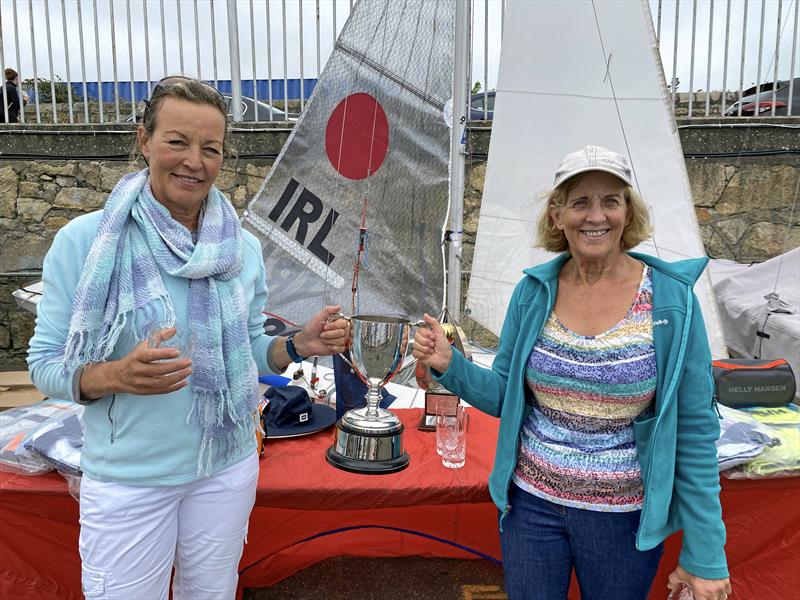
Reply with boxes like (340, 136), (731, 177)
(243, 0), (455, 335)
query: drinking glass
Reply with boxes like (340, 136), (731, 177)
(435, 404), (458, 456)
(435, 408), (449, 456)
(440, 404), (467, 469)
(147, 322), (196, 360)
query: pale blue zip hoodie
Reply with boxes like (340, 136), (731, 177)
(435, 252), (729, 580)
(27, 210), (280, 486)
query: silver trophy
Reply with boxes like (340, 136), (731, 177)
(326, 314), (416, 474)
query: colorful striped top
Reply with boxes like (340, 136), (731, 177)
(513, 265), (656, 512)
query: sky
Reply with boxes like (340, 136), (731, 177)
(0, 0), (797, 95)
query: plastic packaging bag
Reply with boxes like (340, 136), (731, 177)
(723, 404), (800, 479)
(23, 407), (84, 475)
(0, 400), (79, 474)
(716, 403), (780, 471)
(62, 472), (82, 502)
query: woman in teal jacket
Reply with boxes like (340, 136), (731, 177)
(415, 146), (730, 600)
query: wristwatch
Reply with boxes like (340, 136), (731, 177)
(285, 332), (307, 363)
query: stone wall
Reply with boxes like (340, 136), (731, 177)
(1, 120), (798, 366)
(672, 91), (731, 117)
(687, 159), (800, 260)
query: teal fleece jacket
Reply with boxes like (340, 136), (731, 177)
(436, 252), (728, 580)
(27, 210), (278, 486)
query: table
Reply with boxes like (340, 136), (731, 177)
(0, 409), (499, 600)
(1, 408), (799, 599)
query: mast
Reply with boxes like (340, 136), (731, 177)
(446, 0), (470, 320)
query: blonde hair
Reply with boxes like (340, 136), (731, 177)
(535, 172), (653, 253)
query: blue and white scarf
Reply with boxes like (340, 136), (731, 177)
(62, 169), (259, 474)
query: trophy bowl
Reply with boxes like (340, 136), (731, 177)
(326, 314), (412, 474)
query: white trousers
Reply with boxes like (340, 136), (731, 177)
(79, 453), (259, 600)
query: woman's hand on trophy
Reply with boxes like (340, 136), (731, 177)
(412, 313), (453, 374)
(294, 306), (350, 357)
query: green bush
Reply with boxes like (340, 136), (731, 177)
(22, 77), (77, 103)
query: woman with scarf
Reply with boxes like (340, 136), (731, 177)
(414, 146), (731, 600)
(27, 77), (348, 600)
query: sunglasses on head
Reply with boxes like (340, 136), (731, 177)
(143, 76), (226, 113)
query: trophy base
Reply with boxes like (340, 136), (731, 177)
(326, 415), (410, 475)
(325, 446), (409, 474)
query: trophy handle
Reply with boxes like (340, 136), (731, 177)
(326, 313), (362, 381)
(407, 318), (433, 390)
(408, 317), (462, 395)
(327, 312), (351, 324)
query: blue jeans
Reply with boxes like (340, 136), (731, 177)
(500, 484), (664, 600)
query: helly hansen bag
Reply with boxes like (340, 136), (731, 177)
(712, 358), (796, 408)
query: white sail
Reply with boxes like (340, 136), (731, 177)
(244, 0), (455, 336)
(466, 0), (728, 358)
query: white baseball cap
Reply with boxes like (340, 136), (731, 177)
(553, 145), (633, 189)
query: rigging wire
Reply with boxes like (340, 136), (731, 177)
(590, 0), (663, 259)
(349, 60), (384, 314)
(702, 0), (799, 325)
(592, 0), (798, 282)
(440, 169), (453, 312)
(677, 0), (799, 358)
(323, 0), (390, 316)
(311, 0), (392, 385)
(348, 0), (396, 315)
(771, 175), (800, 295)
(759, 0), (800, 301)
(754, 176), (797, 359)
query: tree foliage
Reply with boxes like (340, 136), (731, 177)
(22, 77), (75, 103)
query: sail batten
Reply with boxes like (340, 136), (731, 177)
(337, 41), (448, 111)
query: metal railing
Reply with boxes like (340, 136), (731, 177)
(0, 0), (348, 124)
(653, 0), (798, 117)
(0, 0), (797, 125)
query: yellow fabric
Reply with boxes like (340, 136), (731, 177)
(738, 405), (800, 477)
(742, 405), (800, 426)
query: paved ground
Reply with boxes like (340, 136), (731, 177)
(244, 557), (507, 600)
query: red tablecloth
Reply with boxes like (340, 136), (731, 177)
(239, 408), (501, 596)
(1, 408), (798, 600)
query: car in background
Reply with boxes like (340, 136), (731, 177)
(724, 78), (799, 116)
(469, 91), (494, 120)
(223, 93), (299, 122)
